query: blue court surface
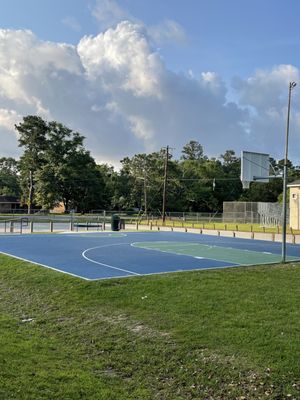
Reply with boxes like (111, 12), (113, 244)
(0, 231), (300, 280)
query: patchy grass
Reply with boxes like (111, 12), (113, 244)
(1, 254), (300, 399)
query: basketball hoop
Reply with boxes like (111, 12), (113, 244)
(240, 151), (270, 188)
(242, 180), (250, 189)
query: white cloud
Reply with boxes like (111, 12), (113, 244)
(0, 25), (299, 168)
(232, 65), (300, 161)
(78, 21), (163, 98)
(91, 0), (187, 47)
(0, 108), (21, 131)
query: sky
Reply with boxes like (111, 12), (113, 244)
(0, 0), (300, 168)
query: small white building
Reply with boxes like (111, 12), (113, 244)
(288, 180), (300, 230)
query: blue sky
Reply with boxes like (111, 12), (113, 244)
(0, 0), (299, 166)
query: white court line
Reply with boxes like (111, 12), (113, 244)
(0, 251), (91, 281)
(82, 243), (140, 276)
(130, 242), (236, 265)
(130, 241), (288, 266)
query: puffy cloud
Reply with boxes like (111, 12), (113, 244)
(0, 24), (299, 168)
(91, 0), (187, 46)
(232, 65), (300, 161)
(78, 21), (163, 98)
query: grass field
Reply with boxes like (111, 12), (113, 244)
(1, 254), (300, 399)
(138, 219), (300, 235)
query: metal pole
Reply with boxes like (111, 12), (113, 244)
(162, 146), (169, 224)
(282, 81), (297, 262)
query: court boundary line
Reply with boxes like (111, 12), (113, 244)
(86, 262), (256, 281)
(130, 241), (299, 266)
(130, 241), (243, 265)
(0, 250), (91, 281)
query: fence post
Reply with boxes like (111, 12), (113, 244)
(50, 221), (53, 233)
(30, 221), (33, 233)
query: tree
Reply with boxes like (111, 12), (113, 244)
(0, 157), (21, 197)
(240, 179), (283, 202)
(34, 121), (104, 212)
(119, 152), (166, 212)
(96, 164), (118, 210)
(181, 140), (206, 161)
(15, 116), (48, 213)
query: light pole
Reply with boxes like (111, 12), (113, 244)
(282, 81), (297, 262)
(162, 145), (169, 224)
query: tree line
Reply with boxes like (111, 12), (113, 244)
(1, 115), (300, 214)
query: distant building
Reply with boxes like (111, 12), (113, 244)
(288, 180), (300, 230)
(50, 202), (66, 214)
(0, 196), (21, 213)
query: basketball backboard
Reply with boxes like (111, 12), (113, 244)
(241, 151), (270, 189)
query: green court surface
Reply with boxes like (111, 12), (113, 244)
(132, 241), (297, 265)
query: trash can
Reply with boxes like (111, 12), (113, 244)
(111, 214), (120, 231)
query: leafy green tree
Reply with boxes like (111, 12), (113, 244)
(15, 116), (48, 212)
(181, 140), (207, 161)
(218, 150), (243, 204)
(119, 152), (166, 212)
(96, 164), (119, 210)
(240, 179), (283, 202)
(0, 157), (21, 197)
(34, 121), (104, 213)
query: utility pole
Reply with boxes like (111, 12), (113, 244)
(282, 81), (297, 262)
(28, 169), (33, 215)
(162, 146), (169, 224)
(143, 171), (147, 216)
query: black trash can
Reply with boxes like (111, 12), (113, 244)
(111, 214), (120, 231)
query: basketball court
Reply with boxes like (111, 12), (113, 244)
(0, 231), (299, 280)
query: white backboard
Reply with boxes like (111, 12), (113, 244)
(241, 151), (270, 188)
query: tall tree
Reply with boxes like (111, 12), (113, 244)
(34, 121), (104, 212)
(15, 116), (48, 213)
(181, 140), (206, 161)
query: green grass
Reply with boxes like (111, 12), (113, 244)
(1, 255), (300, 399)
(140, 219), (300, 235)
